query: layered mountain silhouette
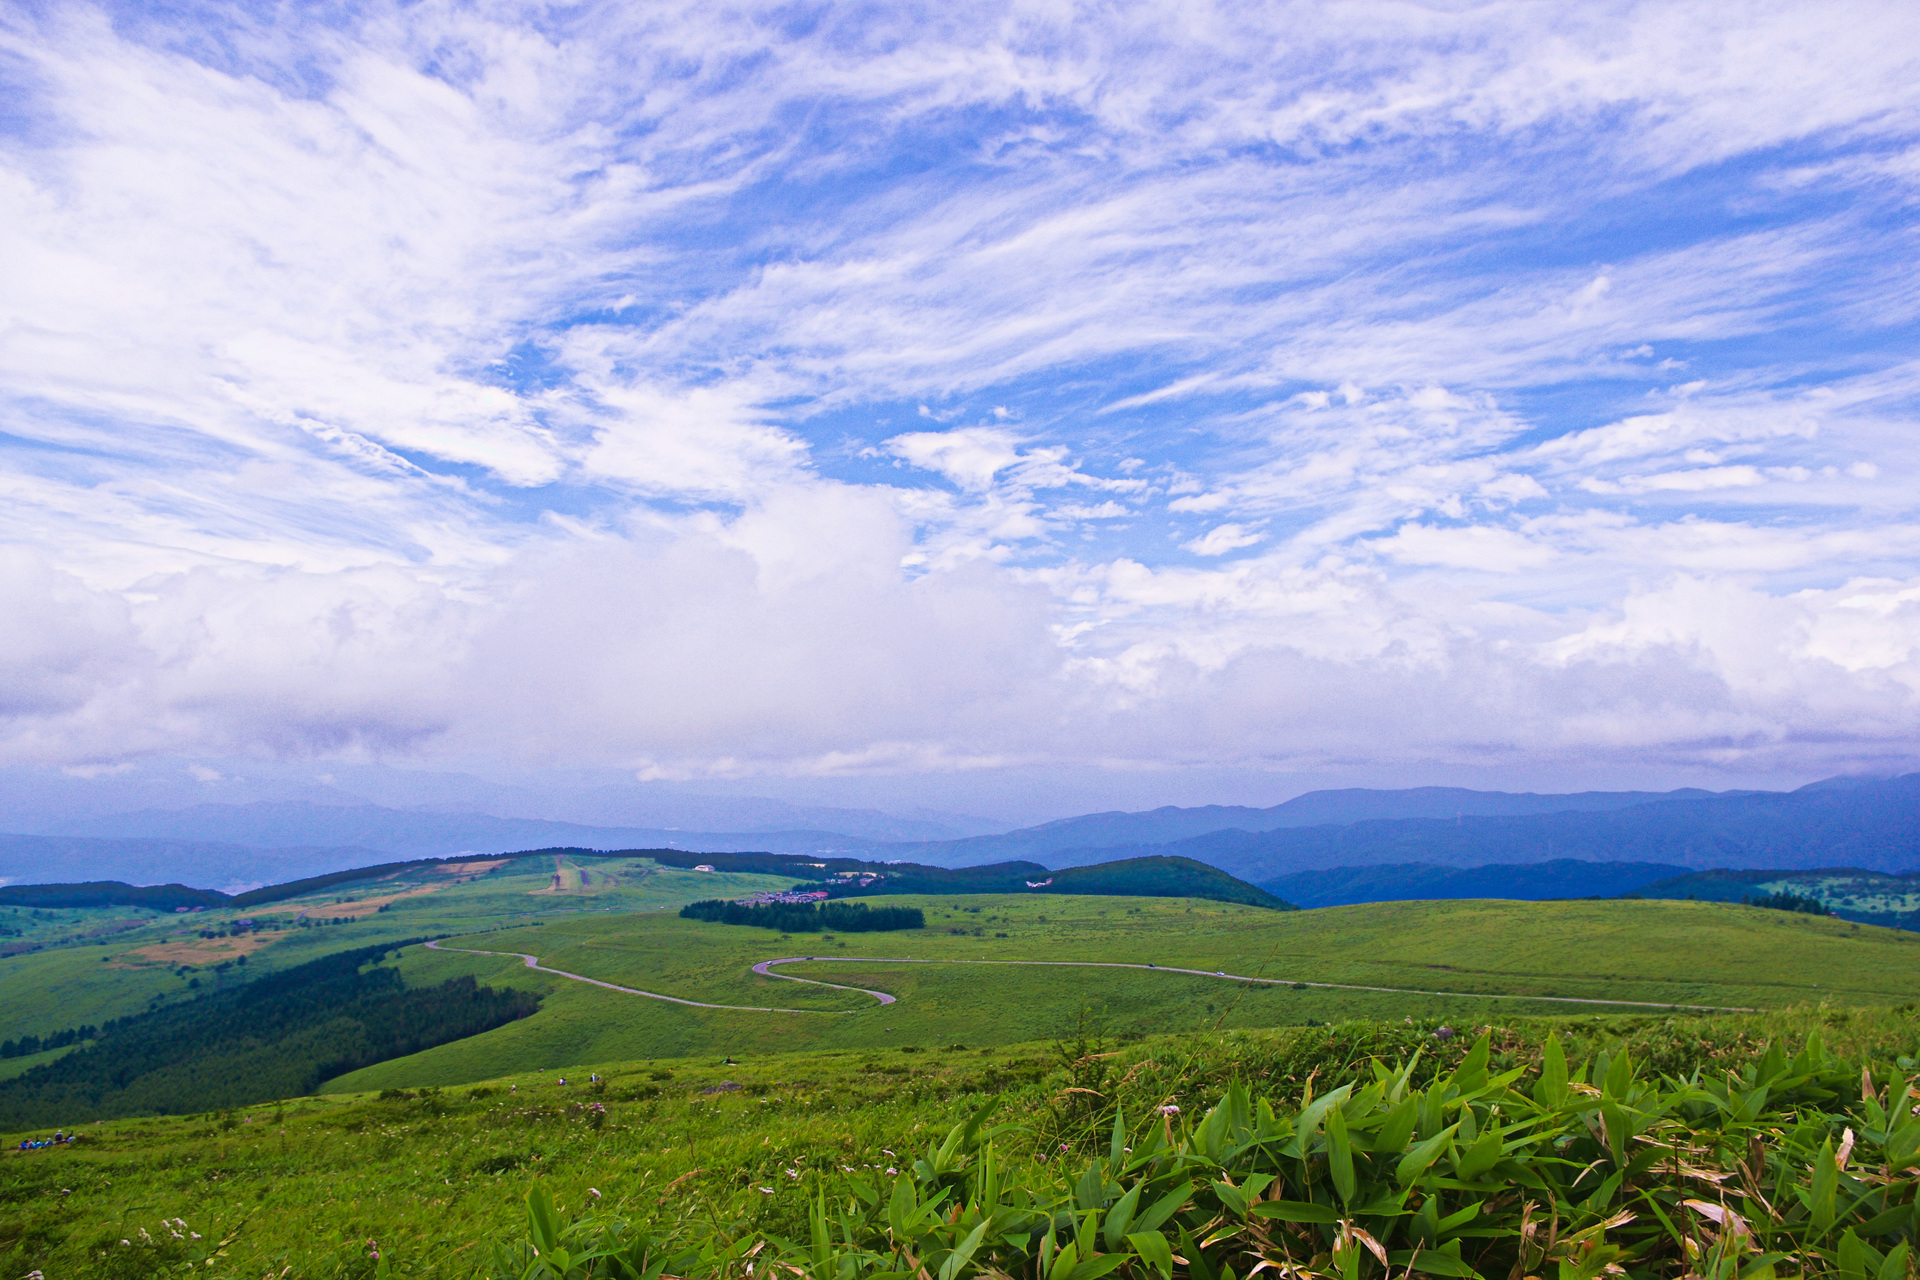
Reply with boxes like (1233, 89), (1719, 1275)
(1042, 774), (1920, 880)
(3, 773), (1913, 891)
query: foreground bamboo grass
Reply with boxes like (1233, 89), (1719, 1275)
(476, 1029), (1920, 1280)
(11, 1007), (1919, 1279)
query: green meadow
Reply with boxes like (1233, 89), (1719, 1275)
(8, 855), (1920, 1280)
(326, 891), (1920, 1091)
(6, 1004), (1918, 1280)
(0, 856), (795, 1052)
(9, 853), (1919, 1098)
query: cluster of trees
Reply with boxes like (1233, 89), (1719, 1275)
(679, 899), (925, 933)
(0, 1024), (98, 1060)
(1745, 891), (1831, 916)
(0, 940), (540, 1126)
(0, 881), (226, 911)
(595, 847), (1287, 908)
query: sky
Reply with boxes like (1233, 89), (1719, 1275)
(2, 0), (1918, 815)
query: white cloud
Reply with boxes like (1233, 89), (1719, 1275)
(1184, 524), (1265, 556)
(0, 0), (1917, 786)
(1370, 524), (1556, 573)
(885, 428), (1027, 491)
(1167, 492), (1232, 513)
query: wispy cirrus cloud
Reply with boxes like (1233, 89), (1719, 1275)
(0, 0), (1917, 790)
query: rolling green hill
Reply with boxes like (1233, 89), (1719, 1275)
(0, 854), (797, 1058)
(5, 1003), (1918, 1280)
(319, 892), (1920, 1093)
(8, 876), (1920, 1279)
(602, 847), (1289, 907)
(1637, 866), (1920, 929)
(9, 861), (1920, 1124)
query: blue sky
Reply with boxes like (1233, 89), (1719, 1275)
(1, 0), (1918, 806)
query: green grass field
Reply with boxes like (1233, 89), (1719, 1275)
(10, 855), (1917, 1099)
(0, 856), (795, 1054)
(8, 863), (1920, 1280)
(321, 891), (1920, 1092)
(6, 1003), (1918, 1280)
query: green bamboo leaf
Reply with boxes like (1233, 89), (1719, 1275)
(1250, 1200), (1341, 1223)
(1062, 1253), (1131, 1280)
(1178, 1227), (1218, 1280)
(938, 1215), (995, 1280)
(1812, 1137), (1839, 1232)
(1127, 1231), (1174, 1280)
(1131, 1181), (1193, 1236)
(1328, 1106), (1357, 1204)
(1377, 1095), (1419, 1156)
(1387, 1247), (1483, 1278)
(1454, 1127), (1504, 1181)
(1398, 1123), (1461, 1187)
(1101, 1182), (1143, 1252)
(1536, 1034), (1568, 1108)
(1604, 1048), (1633, 1099)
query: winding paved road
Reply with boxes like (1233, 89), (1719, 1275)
(430, 940), (1756, 1014)
(751, 956), (1754, 1012)
(424, 939), (822, 1014)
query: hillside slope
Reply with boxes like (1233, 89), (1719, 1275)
(1638, 867), (1920, 930)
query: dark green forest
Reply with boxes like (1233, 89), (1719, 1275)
(0, 1024), (97, 1060)
(678, 899), (925, 932)
(629, 848), (1288, 908)
(0, 940), (538, 1127)
(0, 881), (226, 911)
(1745, 890), (1832, 915)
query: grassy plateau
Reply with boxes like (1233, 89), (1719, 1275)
(6, 855), (1920, 1279)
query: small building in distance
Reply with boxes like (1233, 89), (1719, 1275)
(733, 889), (831, 906)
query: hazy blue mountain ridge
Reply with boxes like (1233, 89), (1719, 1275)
(0, 766), (1002, 844)
(1044, 774), (1920, 880)
(6, 775), (1910, 892)
(0, 834), (388, 893)
(1261, 860), (1693, 908)
(45, 802), (910, 859)
(880, 783), (1748, 867)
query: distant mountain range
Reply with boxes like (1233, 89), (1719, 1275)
(0, 804), (917, 890)
(1263, 860), (1692, 908)
(873, 784), (1745, 867)
(33, 801), (903, 858)
(1040, 775), (1920, 880)
(3, 773), (1913, 892)
(0, 764), (1002, 844)
(0, 834), (387, 894)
